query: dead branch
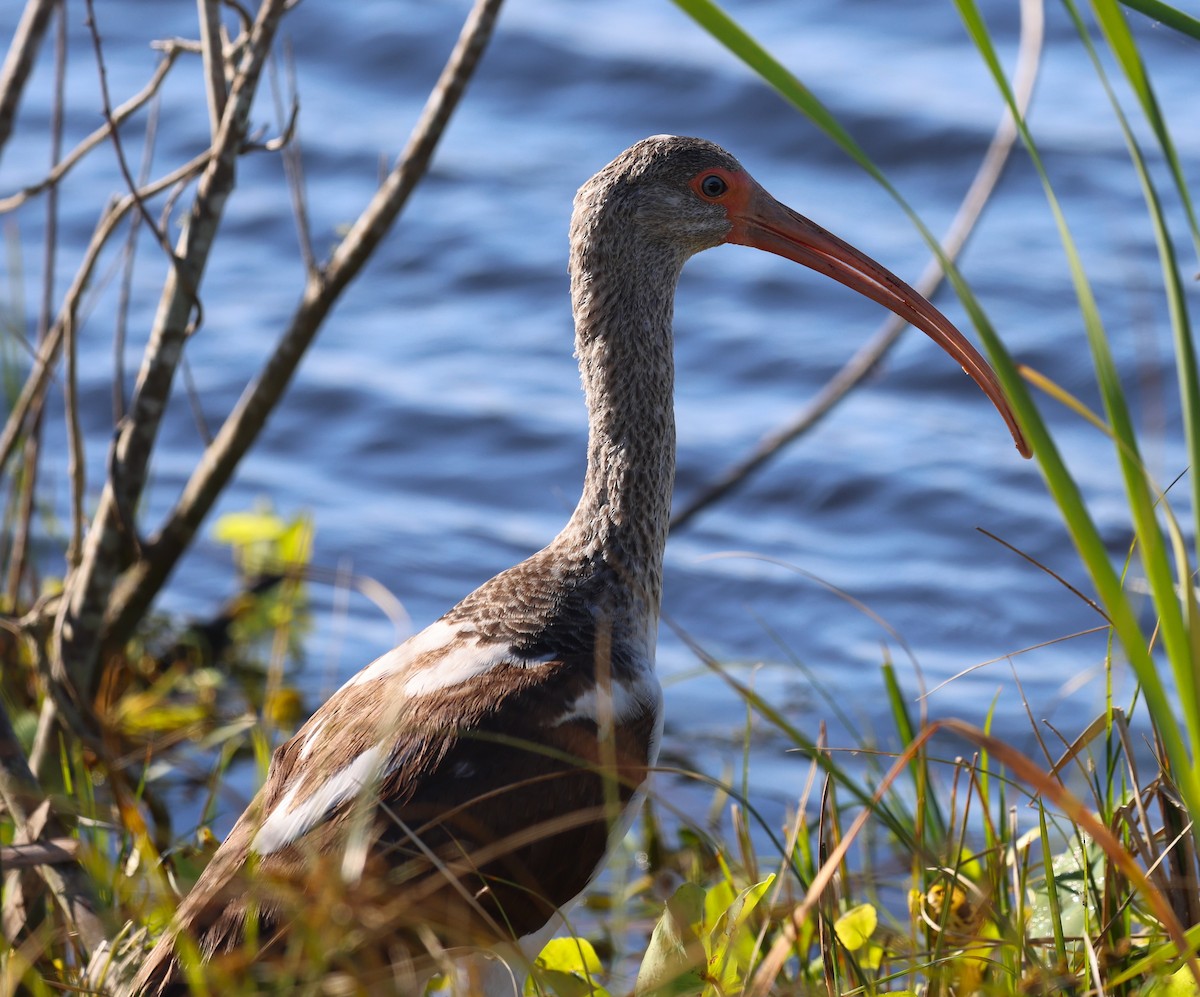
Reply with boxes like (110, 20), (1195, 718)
(103, 0), (506, 649)
(0, 838), (80, 870)
(4, 2), (66, 603)
(82, 1), (185, 283)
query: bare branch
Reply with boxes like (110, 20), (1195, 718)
(113, 95), (162, 425)
(53, 0), (291, 707)
(271, 40), (317, 277)
(670, 0), (1045, 531)
(103, 0), (506, 648)
(0, 0), (58, 163)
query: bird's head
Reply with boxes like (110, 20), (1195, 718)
(574, 135), (1030, 458)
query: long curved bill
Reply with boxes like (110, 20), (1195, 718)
(727, 179), (1031, 459)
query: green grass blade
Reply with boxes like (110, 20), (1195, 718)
(882, 660), (945, 841)
(669, 0), (964, 278)
(956, 0), (1200, 831)
(1061, 0), (1200, 765)
(669, 0), (882, 184)
(1118, 0), (1200, 41)
(1090, 0), (1200, 256)
(1070, 0), (1200, 571)
(678, 0), (1200, 860)
(1038, 806), (1069, 967)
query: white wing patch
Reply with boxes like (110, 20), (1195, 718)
(340, 620), (554, 699)
(252, 744), (389, 856)
(550, 670), (661, 729)
(341, 620), (461, 687)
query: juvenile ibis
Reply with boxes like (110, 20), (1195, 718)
(130, 135), (1028, 995)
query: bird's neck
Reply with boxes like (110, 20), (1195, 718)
(555, 239), (685, 621)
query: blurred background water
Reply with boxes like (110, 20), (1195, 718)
(2, 0), (1196, 837)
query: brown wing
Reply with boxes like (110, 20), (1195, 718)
(128, 653), (657, 993)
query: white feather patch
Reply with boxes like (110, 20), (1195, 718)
(400, 639), (517, 699)
(341, 620), (461, 687)
(550, 670), (661, 729)
(252, 744), (388, 855)
(340, 620), (553, 700)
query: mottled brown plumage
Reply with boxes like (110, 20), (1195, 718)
(129, 136), (1026, 996)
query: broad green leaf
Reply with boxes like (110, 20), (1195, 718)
(527, 937), (608, 997)
(1026, 835), (1104, 940)
(833, 903), (884, 971)
(702, 879), (736, 933)
(634, 883), (708, 997)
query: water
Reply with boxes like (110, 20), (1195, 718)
(2, 1), (1196, 836)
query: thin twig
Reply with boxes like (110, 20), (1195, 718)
(181, 355), (213, 444)
(669, 0), (1045, 531)
(113, 96), (162, 425)
(27, 696), (57, 781)
(0, 151), (211, 486)
(271, 39), (317, 277)
(82, 0), (190, 301)
(0, 44), (186, 214)
(103, 0), (507, 649)
(4, 3), (66, 602)
(0, 0), (58, 163)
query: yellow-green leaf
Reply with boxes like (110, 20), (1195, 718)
(834, 903), (877, 952)
(526, 937), (608, 997)
(212, 510), (288, 547)
(709, 875), (776, 991)
(1146, 966), (1200, 997)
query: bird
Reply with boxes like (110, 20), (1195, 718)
(129, 135), (1029, 995)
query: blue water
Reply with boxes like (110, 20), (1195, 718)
(3, 1), (1197, 836)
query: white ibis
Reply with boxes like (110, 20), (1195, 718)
(130, 135), (1028, 995)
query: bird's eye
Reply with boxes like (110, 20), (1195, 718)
(700, 174), (728, 198)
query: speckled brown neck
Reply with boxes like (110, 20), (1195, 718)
(551, 188), (690, 634)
